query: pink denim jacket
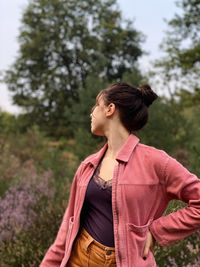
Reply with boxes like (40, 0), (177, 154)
(40, 134), (200, 267)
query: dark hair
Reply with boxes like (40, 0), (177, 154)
(96, 82), (158, 132)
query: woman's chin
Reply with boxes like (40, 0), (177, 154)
(91, 128), (104, 136)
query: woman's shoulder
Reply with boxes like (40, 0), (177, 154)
(81, 144), (107, 166)
(137, 142), (169, 159)
(135, 143), (173, 180)
(136, 142), (173, 171)
(76, 151), (100, 175)
(73, 152), (100, 179)
(81, 151), (99, 164)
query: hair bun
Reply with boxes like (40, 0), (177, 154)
(140, 84), (158, 107)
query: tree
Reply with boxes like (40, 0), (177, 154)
(0, 111), (17, 136)
(149, 0), (200, 178)
(5, 0), (144, 137)
(154, 0), (200, 104)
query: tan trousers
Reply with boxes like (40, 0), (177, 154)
(67, 228), (116, 267)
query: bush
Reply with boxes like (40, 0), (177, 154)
(0, 162), (72, 266)
(0, 192), (67, 267)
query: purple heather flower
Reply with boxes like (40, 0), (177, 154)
(0, 171), (55, 244)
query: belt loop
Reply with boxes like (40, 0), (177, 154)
(85, 234), (94, 253)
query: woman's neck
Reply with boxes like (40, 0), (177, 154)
(104, 129), (131, 159)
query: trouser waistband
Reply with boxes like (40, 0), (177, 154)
(80, 228), (115, 255)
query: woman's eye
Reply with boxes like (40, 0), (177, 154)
(91, 103), (99, 113)
(91, 105), (96, 113)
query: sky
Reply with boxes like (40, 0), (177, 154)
(0, 0), (179, 114)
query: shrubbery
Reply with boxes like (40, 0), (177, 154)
(0, 126), (79, 266)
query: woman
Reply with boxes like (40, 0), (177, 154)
(40, 83), (200, 267)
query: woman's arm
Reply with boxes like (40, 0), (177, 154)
(40, 164), (82, 267)
(149, 156), (200, 246)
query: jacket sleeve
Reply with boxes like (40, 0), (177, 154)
(40, 163), (83, 267)
(149, 155), (200, 246)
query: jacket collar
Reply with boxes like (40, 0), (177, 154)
(84, 134), (140, 167)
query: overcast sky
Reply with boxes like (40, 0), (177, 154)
(0, 0), (179, 114)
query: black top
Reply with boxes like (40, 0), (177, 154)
(80, 156), (114, 247)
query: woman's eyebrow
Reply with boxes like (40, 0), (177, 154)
(95, 96), (99, 104)
(90, 103), (97, 113)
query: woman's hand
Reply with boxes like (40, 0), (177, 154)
(143, 231), (156, 260)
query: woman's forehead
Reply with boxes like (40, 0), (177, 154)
(96, 92), (104, 103)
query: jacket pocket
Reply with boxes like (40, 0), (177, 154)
(126, 218), (156, 267)
(65, 216), (74, 252)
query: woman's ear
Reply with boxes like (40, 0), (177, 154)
(105, 103), (116, 117)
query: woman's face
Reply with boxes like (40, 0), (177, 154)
(90, 95), (107, 136)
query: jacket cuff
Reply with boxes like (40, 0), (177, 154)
(149, 220), (169, 247)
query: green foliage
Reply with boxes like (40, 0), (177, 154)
(184, 115), (200, 170)
(0, 111), (17, 136)
(165, 0), (200, 70)
(65, 76), (107, 158)
(0, 125), (79, 197)
(73, 128), (104, 160)
(4, 0), (144, 137)
(138, 98), (193, 154)
(155, 230), (200, 266)
(8, 125), (48, 162)
(0, 125), (49, 196)
(154, 0), (200, 104)
(0, 127), (78, 266)
(121, 67), (144, 87)
(66, 76), (108, 133)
